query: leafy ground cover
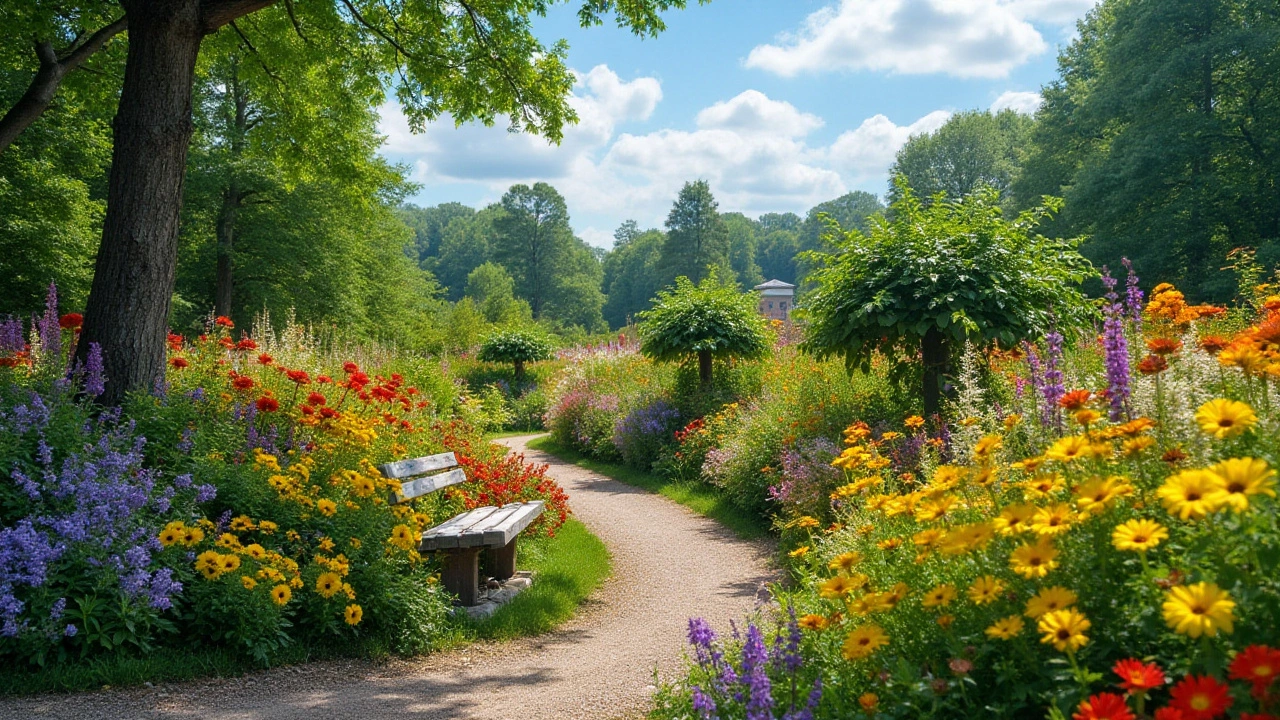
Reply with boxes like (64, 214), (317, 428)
(0, 292), (587, 693)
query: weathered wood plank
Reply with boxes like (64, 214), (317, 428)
(481, 502), (545, 547)
(391, 467), (467, 504)
(421, 506), (501, 550)
(466, 503), (523, 535)
(378, 452), (458, 480)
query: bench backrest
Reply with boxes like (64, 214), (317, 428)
(378, 452), (467, 504)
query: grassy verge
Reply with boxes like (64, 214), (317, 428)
(526, 436), (770, 540)
(463, 518), (610, 640)
(0, 517), (610, 696)
(484, 430), (541, 441)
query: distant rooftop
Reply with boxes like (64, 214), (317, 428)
(753, 279), (796, 291)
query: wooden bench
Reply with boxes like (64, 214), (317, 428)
(378, 452), (545, 606)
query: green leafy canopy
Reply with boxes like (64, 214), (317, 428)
(478, 328), (554, 364)
(637, 271), (770, 363)
(801, 177), (1096, 371)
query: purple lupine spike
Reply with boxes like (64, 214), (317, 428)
(1101, 267), (1131, 421)
(84, 343), (105, 397)
(692, 687), (717, 719)
(741, 624), (772, 720)
(1122, 257), (1144, 326)
(37, 284), (60, 362)
(1041, 326), (1065, 432)
(0, 315), (24, 353)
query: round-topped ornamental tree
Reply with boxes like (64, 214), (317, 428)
(478, 328), (554, 382)
(638, 272), (771, 388)
(801, 177), (1094, 417)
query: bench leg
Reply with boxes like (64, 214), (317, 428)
(489, 538), (518, 581)
(441, 548), (480, 606)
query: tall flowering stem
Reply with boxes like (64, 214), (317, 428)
(1043, 327), (1066, 433)
(683, 614), (821, 720)
(1122, 257), (1144, 327)
(1101, 267), (1132, 421)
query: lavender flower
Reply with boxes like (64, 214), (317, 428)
(683, 616), (821, 720)
(1122, 257), (1144, 326)
(37, 283), (60, 362)
(0, 315), (23, 354)
(1101, 267), (1131, 421)
(85, 342), (105, 397)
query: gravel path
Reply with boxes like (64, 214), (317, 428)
(4, 434), (777, 720)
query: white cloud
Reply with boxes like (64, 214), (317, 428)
(991, 90), (1044, 115)
(745, 0), (1048, 79)
(828, 111), (952, 184)
(1004, 0), (1096, 26)
(695, 90), (823, 137)
(382, 72), (961, 241)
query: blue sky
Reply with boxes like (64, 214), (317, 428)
(378, 0), (1098, 247)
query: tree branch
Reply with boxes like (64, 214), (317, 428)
(200, 0), (279, 34)
(0, 16), (127, 155)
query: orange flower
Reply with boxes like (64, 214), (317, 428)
(1073, 693), (1135, 720)
(1059, 389), (1093, 410)
(231, 375), (254, 391)
(1113, 658), (1165, 695)
(58, 313), (83, 330)
(257, 353), (274, 365)
(170, 357), (189, 369)
(1138, 355), (1169, 375)
(1169, 675), (1231, 720)
(256, 396), (280, 412)
(214, 316), (234, 328)
(1199, 336), (1231, 355)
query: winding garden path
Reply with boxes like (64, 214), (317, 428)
(4, 434), (777, 720)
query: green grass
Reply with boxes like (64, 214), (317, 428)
(484, 430), (541, 441)
(0, 517), (611, 696)
(526, 435), (771, 540)
(463, 518), (610, 640)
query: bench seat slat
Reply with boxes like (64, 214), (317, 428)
(481, 501), (545, 547)
(393, 467), (467, 503)
(379, 452), (458, 480)
(419, 501), (545, 552)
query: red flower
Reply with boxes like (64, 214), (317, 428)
(300, 404), (315, 415)
(235, 338), (258, 351)
(1229, 646), (1280, 690)
(214, 316), (234, 328)
(1198, 336), (1230, 355)
(218, 337), (234, 349)
(1169, 675), (1232, 720)
(306, 392), (326, 406)
(1074, 693), (1134, 720)
(319, 407), (339, 419)
(1059, 389), (1093, 410)
(255, 396), (279, 412)
(342, 362), (359, 374)
(316, 375), (332, 384)
(231, 375), (254, 391)
(286, 369), (310, 385)
(257, 353), (273, 366)
(58, 313), (83, 330)
(1146, 338), (1183, 356)
(1154, 709), (1186, 720)
(167, 333), (185, 352)
(1114, 659), (1166, 695)
(1138, 355), (1169, 375)
(169, 357), (189, 369)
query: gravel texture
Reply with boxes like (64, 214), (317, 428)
(3, 434), (778, 719)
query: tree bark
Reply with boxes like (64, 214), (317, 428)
(513, 359), (525, 382)
(921, 327), (949, 419)
(0, 17), (128, 155)
(698, 349), (713, 388)
(76, 1), (205, 404)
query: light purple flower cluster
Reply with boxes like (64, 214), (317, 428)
(772, 438), (841, 515)
(1024, 327), (1065, 432)
(685, 611), (821, 720)
(1122, 257), (1144, 326)
(35, 283), (61, 363)
(613, 400), (680, 467)
(1101, 267), (1131, 421)
(0, 315), (24, 354)
(0, 390), (212, 643)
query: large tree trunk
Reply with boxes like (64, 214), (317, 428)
(921, 327), (949, 419)
(0, 18), (128, 155)
(698, 349), (713, 388)
(76, 1), (205, 404)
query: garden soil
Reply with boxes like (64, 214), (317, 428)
(2, 434), (778, 720)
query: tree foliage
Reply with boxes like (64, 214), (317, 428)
(802, 178), (1094, 414)
(890, 110), (1033, 206)
(478, 327), (554, 379)
(660, 180), (729, 285)
(638, 272), (769, 386)
(1017, 0), (1280, 300)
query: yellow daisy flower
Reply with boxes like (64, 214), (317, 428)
(828, 552), (863, 574)
(316, 571), (343, 598)
(1158, 470), (1226, 520)
(344, 604), (363, 626)
(921, 584), (957, 609)
(1024, 586), (1077, 618)
(841, 624), (889, 660)
(1009, 537), (1059, 579)
(993, 503), (1037, 535)
(1111, 519), (1169, 553)
(967, 576), (1005, 605)
(818, 575), (867, 599)
(1162, 583), (1235, 638)
(1045, 435), (1094, 463)
(1195, 399), (1257, 439)
(271, 584), (292, 605)
(798, 614), (829, 631)
(985, 615), (1025, 640)
(1037, 608), (1091, 653)
(788, 546), (810, 558)
(317, 499), (338, 517)
(1211, 457), (1277, 512)
(1030, 504), (1075, 536)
